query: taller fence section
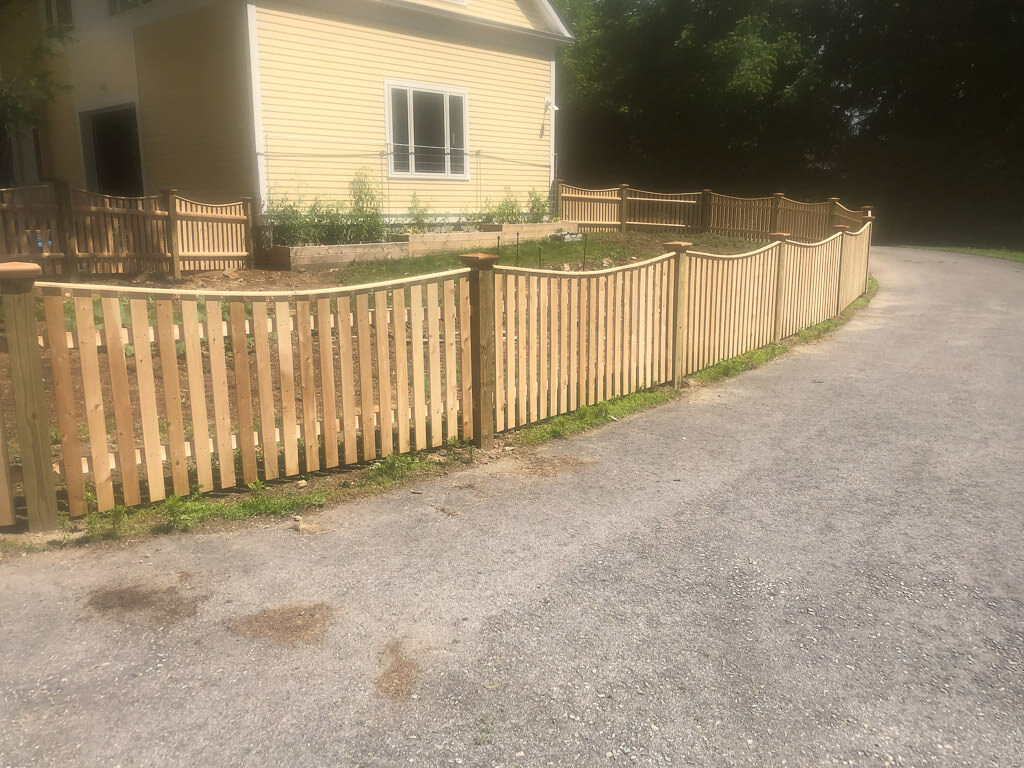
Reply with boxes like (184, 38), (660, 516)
(557, 182), (871, 243)
(0, 183), (254, 276)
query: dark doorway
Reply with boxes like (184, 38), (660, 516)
(81, 105), (144, 196)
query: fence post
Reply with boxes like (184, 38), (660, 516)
(666, 241), (693, 387)
(699, 189), (713, 233)
(827, 197), (841, 229)
(863, 215), (875, 293)
(770, 192), (785, 234)
(53, 181), (79, 279)
(553, 178), (563, 221)
(833, 224), (849, 314)
(618, 184), (629, 232)
(0, 263), (58, 531)
(459, 253), (500, 450)
(162, 188), (181, 278)
(770, 232), (790, 343)
(241, 196), (255, 268)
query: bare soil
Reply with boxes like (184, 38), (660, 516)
(226, 602), (333, 646)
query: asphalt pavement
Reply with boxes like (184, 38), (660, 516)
(1, 246), (1022, 767)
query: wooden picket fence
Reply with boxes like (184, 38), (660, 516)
(557, 183), (870, 243)
(0, 183), (253, 276)
(0, 218), (873, 531)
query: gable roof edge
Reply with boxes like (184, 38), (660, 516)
(530, 0), (573, 39)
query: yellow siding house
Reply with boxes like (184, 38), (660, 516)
(1, 0), (572, 217)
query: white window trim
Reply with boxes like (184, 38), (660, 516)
(385, 79), (470, 181)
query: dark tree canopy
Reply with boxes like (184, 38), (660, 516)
(552, 0), (1024, 245)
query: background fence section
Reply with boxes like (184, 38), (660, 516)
(558, 183), (871, 243)
(0, 183), (253, 276)
(32, 269), (471, 515)
(0, 185), (60, 258)
(493, 254), (675, 431)
(71, 190), (170, 274)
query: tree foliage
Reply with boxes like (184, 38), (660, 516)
(552, 0), (1024, 244)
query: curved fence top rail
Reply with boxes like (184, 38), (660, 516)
(777, 230), (845, 249)
(36, 266), (472, 301)
(175, 196), (247, 209)
(0, 184), (53, 195)
(687, 241), (780, 261)
(628, 187), (701, 198)
(561, 185), (621, 194)
(779, 197), (830, 208)
(495, 251), (676, 278)
(72, 189), (164, 203)
(711, 193), (775, 203)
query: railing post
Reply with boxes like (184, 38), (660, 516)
(162, 188), (182, 279)
(618, 184), (629, 232)
(666, 241), (693, 386)
(241, 196), (255, 269)
(770, 232), (790, 343)
(459, 253), (500, 450)
(770, 192), (785, 234)
(699, 189), (713, 233)
(863, 215), (875, 293)
(833, 224), (849, 314)
(0, 263), (58, 531)
(53, 181), (79, 280)
(827, 197), (841, 230)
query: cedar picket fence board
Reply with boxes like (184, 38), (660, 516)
(0, 195), (874, 531)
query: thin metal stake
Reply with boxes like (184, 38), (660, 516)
(516, 232), (520, 267)
(583, 232), (588, 270)
(538, 246), (542, 269)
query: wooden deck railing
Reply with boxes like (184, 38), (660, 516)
(0, 183), (254, 276)
(556, 182), (871, 243)
(0, 217), (874, 531)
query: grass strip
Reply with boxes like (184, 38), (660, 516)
(1, 442), (476, 554)
(694, 275), (878, 385)
(514, 388), (682, 446)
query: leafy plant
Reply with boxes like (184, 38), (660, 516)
(486, 188), (526, 224)
(527, 189), (550, 223)
(406, 193), (433, 233)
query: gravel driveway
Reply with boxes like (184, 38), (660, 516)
(1, 246), (1021, 767)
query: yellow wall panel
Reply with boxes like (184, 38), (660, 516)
(407, 0), (548, 31)
(254, 6), (555, 216)
(134, 2), (255, 202)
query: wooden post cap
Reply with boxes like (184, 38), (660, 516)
(833, 224), (850, 231)
(663, 241), (692, 251)
(768, 232), (790, 241)
(773, 192), (786, 198)
(0, 262), (43, 281)
(459, 253), (500, 269)
(827, 197), (841, 203)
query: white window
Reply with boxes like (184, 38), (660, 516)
(386, 82), (468, 178)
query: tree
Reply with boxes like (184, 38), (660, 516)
(0, 0), (66, 185)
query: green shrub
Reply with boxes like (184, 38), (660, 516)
(406, 193), (432, 232)
(486, 188), (526, 224)
(527, 189), (549, 223)
(349, 169), (385, 243)
(266, 169), (385, 246)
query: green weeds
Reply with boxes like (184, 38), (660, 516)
(515, 388), (680, 445)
